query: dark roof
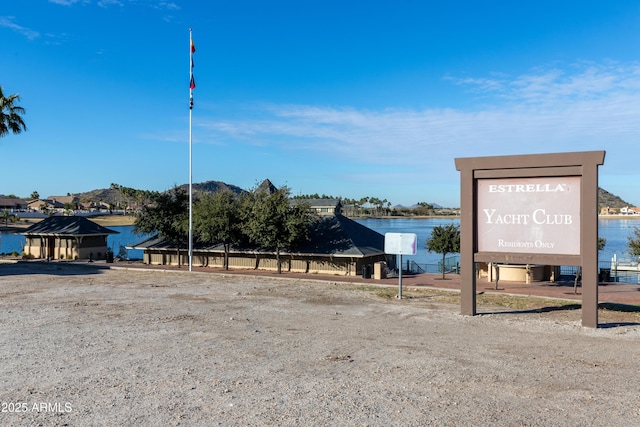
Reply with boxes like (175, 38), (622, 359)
(256, 179), (277, 194)
(295, 214), (384, 256)
(128, 214), (384, 258)
(127, 234), (187, 250)
(0, 197), (28, 208)
(46, 195), (78, 204)
(22, 216), (119, 236)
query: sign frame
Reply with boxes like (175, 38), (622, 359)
(455, 151), (605, 327)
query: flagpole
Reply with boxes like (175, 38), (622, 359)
(188, 28), (194, 272)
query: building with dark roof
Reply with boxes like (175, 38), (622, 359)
(0, 197), (28, 211)
(291, 198), (342, 215)
(22, 216), (118, 260)
(256, 178), (278, 194)
(129, 213), (386, 276)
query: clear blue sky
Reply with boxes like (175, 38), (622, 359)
(2, 1), (640, 208)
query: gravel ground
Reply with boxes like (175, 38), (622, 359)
(1, 262), (639, 426)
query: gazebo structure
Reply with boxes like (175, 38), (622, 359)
(22, 216), (118, 260)
(129, 214), (387, 276)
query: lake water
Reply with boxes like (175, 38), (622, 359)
(354, 217), (640, 266)
(2, 217), (639, 265)
(354, 217), (640, 284)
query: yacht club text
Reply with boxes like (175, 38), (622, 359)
(483, 209), (573, 225)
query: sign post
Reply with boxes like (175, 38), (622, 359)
(384, 233), (418, 299)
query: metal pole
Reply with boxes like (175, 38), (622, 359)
(188, 28), (193, 272)
(398, 253), (403, 299)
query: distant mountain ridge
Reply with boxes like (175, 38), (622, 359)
(176, 180), (245, 197)
(64, 183), (634, 210)
(70, 181), (245, 207)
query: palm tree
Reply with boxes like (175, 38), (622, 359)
(0, 86), (27, 137)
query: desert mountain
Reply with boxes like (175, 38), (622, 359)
(71, 181), (244, 208)
(598, 188), (634, 209)
(63, 183), (634, 211)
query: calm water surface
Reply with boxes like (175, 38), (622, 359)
(1, 218), (639, 264)
(355, 217), (640, 266)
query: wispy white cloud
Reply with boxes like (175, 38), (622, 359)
(154, 1), (180, 11)
(450, 62), (640, 105)
(199, 62), (640, 188)
(97, 0), (123, 7)
(48, 0), (179, 10)
(1, 16), (70, 44)
(48, 0), (88, 5)
(0, 16), (40, 40)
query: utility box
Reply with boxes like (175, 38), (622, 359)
(374, 262), (387, 280)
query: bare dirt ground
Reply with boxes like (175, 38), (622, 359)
(1, 262), (639, 426)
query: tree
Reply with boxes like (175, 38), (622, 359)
(39, 203), (51, 216)
(414, 202), (434, 216)
(359, 197), (370, 215)
(242, 186), (313, 273)
(30, 191), (39, 200)
(627, 228), (640, 258)
(64, 202), (76, 212)
(426, 224), (461, 279)
(134, 186), (189, 265)
(193, 189), (243, 270)
(0, 210), (17, 227)
(0, 86), (27, 137)
(110, 183), (159, 212)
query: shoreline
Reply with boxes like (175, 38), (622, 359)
(598, 215), (640, 220)
(2, 213), (639, 233)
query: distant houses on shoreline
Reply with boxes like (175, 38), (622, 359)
(1, 194), (461, 218)
(600, 206), (640, 216)
(2, 193), (640, 218)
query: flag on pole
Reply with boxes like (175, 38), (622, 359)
(189, 35), (195, 108)
(189, 37), (196, 90)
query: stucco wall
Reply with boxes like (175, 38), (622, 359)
(143, 249), (385, 276)
(23, 235), (109, 260)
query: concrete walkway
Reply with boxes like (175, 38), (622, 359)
(4, 257), (639, 306)
(104, 260), (640, 306)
